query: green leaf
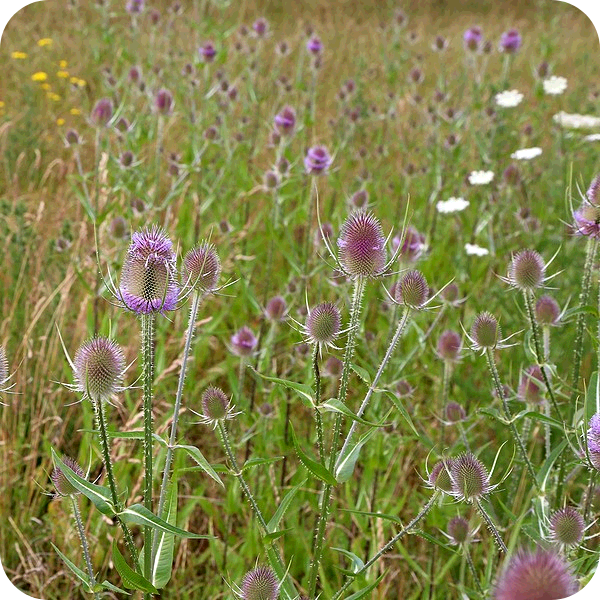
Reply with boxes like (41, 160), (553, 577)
(290, 425), (337, 485)
(97, 580), (130, 595)
(151, 481), (178, 588)
(382, 390), (420, 438)
(112, 541), (159, 594)
(242, 456), (284, 472)
(346, 572), (386, 600)
(350, 363), (371, 384)
(320, 398), (388, 428)
(250, 368), (314, 407)
(331, 547), (364, 573)
(537, 439), (568, 491)
(266, 479), (306, 534)
(119, 504), (214, 539)
(51, 543), (93, 592)
(263, 528), (293, 542)
(335, 426), (379, 483)
(339, 508), (402, 525)
(50, 448), (115, 517)
(514, 410), (563, 429)
(172, 444), (223, 487)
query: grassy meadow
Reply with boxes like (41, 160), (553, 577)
(1, 0), (600, 598)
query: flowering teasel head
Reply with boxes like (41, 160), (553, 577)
(437, 330), (462, 362)
(265, 296), (287, 322)
(549, 507), (584, 548)
(535, 295), (561, 326)
(493, 547), (579, 600)
(154, 88), (174, 115)
(447, 516), (471, 544)
(393, 270), (429, 309)
(517, 365), (545, 405)
(450, 452), (493, 502)
(445, 402), (466, 424)
(463, 27), (483, 51)
(183, 242), (221, 295)
(336, 210), (387, 279)
(118, 226), (179, 314)
(239, 566), (279, 600)
(586, 173), (600, 205)
(469, 312), (501, 351)
(392, 225), (426, 263)
(428, 459), (454, 494)
(199, 42), (217, 62)
(274, 106), (296, 136)
(90, 98), (113, 127)
(197, 386), (239, 429)
(499, 29), (522, 53)
(304, 145), (332, 175)
(72, 336), (126, 404)
(252, 17), (269, 38)
(52, 456), (86, 497)
(506, 249), (546, 291)
(304, 302), (341, 348)
(230, 326), (258, 357)
(306, 36), (322, 55)
(586, 412), (600, 470)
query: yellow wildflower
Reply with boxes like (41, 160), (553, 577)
(11, 51), (27, 59)
(59, 60), (68, 68)
(57, 70), (69, 78)
(41, 83), (51, 91)
(47, 92), (61, 101)
(76, 79), (86, 87)
(0, 101), (5, 108)
(37, 38), (53, 47)
(69, 76), (78, 85)
(56, 118), (65, 126)
(69, 108), (81, 115)
(31, 71), (48, 82)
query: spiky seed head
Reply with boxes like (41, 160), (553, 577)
(396, 379), (414, 398)
(535, 295), (560, 326)
(573, 202), (600, 238)
(183, 243), (221, 294)
(110, 217), (128, 240)
(119, 226), (179, 314)
(304, 145), (331, 175)
(52, 456), (85, 497)
(447, 516), (470, 544)
(73, 337), (126, 402)
(323, 356), (343, 378)
(494, 547), (579, 600)
(437, 330), (462, 362)
(351, 189), (369, 208)
(90, 98), (113, 126)
(155, 87), (174, 115)
(508, 250), (545, 291)
(230, 326), (258, 357)
(305, 302), (341, 346)
(337, 210), (386, 278)
(263, 170), (280, 190)
(450, 453), (491, 501)
(395, 270), (428, 308)
(265, 296), (287, 321)
(441, 283), (459, 304)
(549, 507), (584, 547)
(429, 459), (454, 494)
(241, 566), (279, 600)
(273, 106), (296, 135)
(201, 387), (229, 421)
(587, 173), (600, 205)
(445, 402), (466, 423)
(587, 412), (600, 470)
(471, 312), (500, 349)
(518, 365), (545, 404)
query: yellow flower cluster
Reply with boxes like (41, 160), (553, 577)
(56, 70), (69, 78)
(11, 51), (27, 59)
(37, 38), (53, 47)
(31, 72), (48, 82)
(69, 76), (86, 87)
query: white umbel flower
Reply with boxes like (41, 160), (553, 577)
(436, 197), (470, 214)
(584, 133), (600, 142)
(465, 243), (489, 256)
(511, 147), (542, 160)
(553, 111), (600, 130)
(495, 89), (523, 108)
(543, 76), (567, 95)
(468, 170), (494, 185)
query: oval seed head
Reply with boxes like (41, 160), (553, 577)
(395, 270), (428, 308)
(323, 356), (343, 378)
(351, 189), (369, 208)
(52, 456), (85, 497)
(155, 87), (174, 115)
(73, 337), (126, 402)
(429, 459), (454, 494)
(119, 226), (179, 314)
(230, 326), (258, 357)
(447, 516), (470, 544)
(337, 210), (387, 278)
(587, 413), (600, 470)
(437, 330), (462, 362)
(535, 295), (560, 326)
(304, 145), (331, 175)
(441, 282), (460, 304)
(183, 243), (221, 294)
(450, 452), (491, 501)
(241, 566), (279, 600)
(305, 302), (341, 346)
(508, 249), (545, 291)
(445, 402), (466, 423)
(265, 296), (287, 321)
(201, 386), (229, 422)
(493, 547), (578, 600)
(517, 365), (545, 404)
(90, 98), (113, 126)
(549, 507), (584, 547)
(471, 312), (500, 349)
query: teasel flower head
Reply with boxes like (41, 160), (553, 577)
(303, 302), (342, 349)
(274, 106), (296, 136)
(304, 145), (332, 175)
(499, 29), (522, 54)
(393, 270), (429, 309)
(504, 249), (546, 291)
(493, 547), (578, 600)
(549, 507), (584, 548)
(118, 225), (179, 314)
(265, 296), (287, 322)
(437, 330), (462, 362)
(517, 365), (545, 405)
(586, 173), (600, 205)
(466, 311), (517, 353)
(444, 402), (466, 424)
(195, 386), (239, 429)
(71, 336), (127, 403)
(450, 452), (494, 502)
(239, 566), (279, 600)
(463, 26), (483, 51)
(336, 210), (387, 279)
(586, 412), (600, 470)
(392, 225), (426, 263)
(573, 179), (600, 238)
(535, 295), (561, 326)
(306, 36), (322, 55)
(154, 87), (174, 115)
(90, 97), (113, 127)
(427, 459), (454, 494)
(447, 516), (471, 544)
(183, 242), (221, 295)
(52, 456), (86, 497)
(230, 326), (258, 358)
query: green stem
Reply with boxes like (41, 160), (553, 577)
(70, 496), (101, 600)
(463, 543), (485, 597)
(141, 314), (156, 594)
(331, 492), (439, 600)
(312, 344), (324, 462)
(474, 499), (508, 553)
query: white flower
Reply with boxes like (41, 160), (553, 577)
(436, 197), (469, 214)
(553, 111), (600, 130)
(584, 133), (600, 142)
(495, 89), (523, 108)
(465, 243), (489, 256)
(510, 147), (542, 160)
(543, 76), (567, 95)
(468, 170), (494, 185)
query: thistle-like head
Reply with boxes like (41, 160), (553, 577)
(549, 507), (584, 548)
(450, 452), (493, 502)
(304, 302), (341, 348)
(240, 566), (279, 600)
(183, 242), (221, 295)
(52, 456), (85, 497)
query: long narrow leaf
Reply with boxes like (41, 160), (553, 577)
(290, 426), (337, 485)
(112, 541), (158, 594)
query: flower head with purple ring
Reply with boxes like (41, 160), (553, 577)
(126, 0), (144, 15)
(463, 27), (483, 51)
(306, 36), (322, 55)
(230, 326), (258, 357)
(119, 226), (179, 314)
(587, 412), (600, 470)
(274, 106), (296, 136)
(499, 29), (522, 53)
(199, 43), (217, 63)
(573, 202), (600, 238)
(252, 17), (269, 38)
(304, 145), (332, 175)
